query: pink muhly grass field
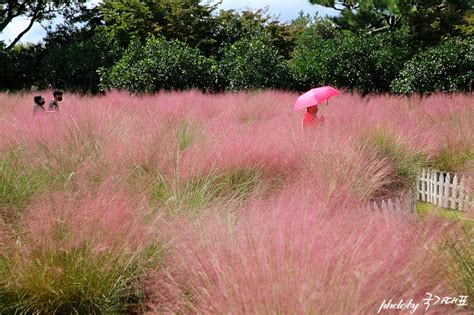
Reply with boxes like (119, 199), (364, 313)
(0, 91), (472, 313)
(149, 189), (453, 314)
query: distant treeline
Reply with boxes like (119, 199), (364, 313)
(0, 0), (472, 94)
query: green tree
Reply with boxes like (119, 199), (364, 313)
(0, 42), (43, 91)
(99, 36), (213, 93)
(407, 0), (473, 45)
(290, 26), (415, 93)
(391, 37), (473, 94)
(40, 30), (122, 93)
(36, 5), (121, 93)
(456, 10), (474, 37)
(308, 0), (472, 44)
(218, 33), (289, 91)
(0, 43), (15, 89)
(308, 0), (411, 33)
(213, 9), (305, 59)
(1, 0), (86, 50)
(99, 0), (217, 54)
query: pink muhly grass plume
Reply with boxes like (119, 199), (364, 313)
(147, 187), (452, 314)
(178, 125), (302, 183)
(294, 129), (394, 202)
(20, 184), (152, 254)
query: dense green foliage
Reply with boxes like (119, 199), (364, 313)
(391, 38), (474, 94)
(0, 43), (42, 90)
(0, 0), (472, 94)
(290, 27), (416, 93)
(309, 0), (472, 43)
(41, 31), (122, 93)
(309, 0), (412, 33)
(100, 0), (217, 53)
(218, 33), (289, 91)
(99, 37), (213, 93)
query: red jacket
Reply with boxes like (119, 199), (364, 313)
(303, 112), (325, 129)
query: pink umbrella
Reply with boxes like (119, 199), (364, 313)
(293, 86), (340, 111)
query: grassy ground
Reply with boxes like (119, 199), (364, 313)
(416, 201), (474, 227)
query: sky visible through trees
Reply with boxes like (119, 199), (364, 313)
(0, 0), (337, 45)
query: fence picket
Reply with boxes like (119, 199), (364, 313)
(373, 201), (379, 212)
(421, 169), (426, 201)
(426, 170), (430, 203)
(395, 198), (401, 212)
(451, 174), (458, 209)
(431, 170), (436, 204)
(437, 172), (444, 207)
(443, 173), (450, 208)
(381, 200), (387, 212)
(387, 199), (394, 212)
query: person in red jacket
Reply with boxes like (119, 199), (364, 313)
(303, 105), (325, 129)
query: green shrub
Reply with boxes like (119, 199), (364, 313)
(175, 122), (198, 152)
(99, 36), (213, 93)
(0, 213), (162, 314)
(391, 38), (473, 94)
(431, 144), (474, 173)
(150, 167), (262, 213)
(0, 150), (49, 223)
(360, 127), (427, 192)
(0, 242), (157, 314)
(441, 226), (474, 309)
(218, 33), (289, 91)
(289, 28), (415, 93)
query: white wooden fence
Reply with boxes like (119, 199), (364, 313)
(367, 189), (417, 214)
(416, 169), (472, 211)
(367, 169), (472, 214)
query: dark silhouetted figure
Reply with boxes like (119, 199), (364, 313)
(33, 95), (46, 115)
(49, 89), (63, 111)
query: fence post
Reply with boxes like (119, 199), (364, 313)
(395, 197), (401, 212)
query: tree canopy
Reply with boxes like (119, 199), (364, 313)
(0, 0), (86, 49)
(99, 0), (217, 53)
(308, 0), (472, 44)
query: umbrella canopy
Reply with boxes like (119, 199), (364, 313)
(293, 86), (340, 111)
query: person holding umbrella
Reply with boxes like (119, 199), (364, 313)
(294, 86), (340, 130)
(303, 105), (325, 129)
